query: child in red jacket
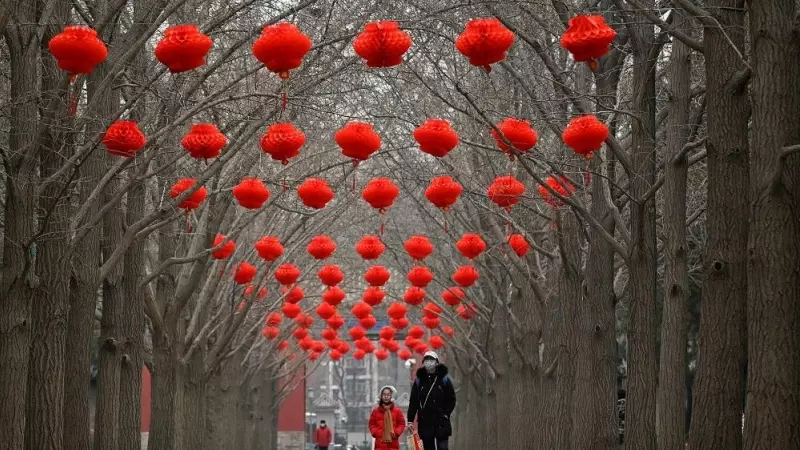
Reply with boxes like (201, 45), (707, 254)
(369, 385), (406, 450)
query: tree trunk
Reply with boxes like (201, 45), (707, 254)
(743, 0), (800, 448)
(180, 362), (208, 450)
(149, 334), (180, 450)
(0, 2), (39, 447)
(657, 14), (693, 450)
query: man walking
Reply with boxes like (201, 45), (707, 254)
(315, 420), (332, 450)
(407, 351), (456, 450)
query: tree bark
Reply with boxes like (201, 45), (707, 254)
(743, 1), (800, 448)
(686, 2), (749, 449)
(656, 13), (693, 450)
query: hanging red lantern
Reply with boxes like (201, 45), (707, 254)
(300, 337), (314, 350)
(293, 328), (309, 340)
(338, 341), (350, 354)
(262, 326), (280, 339)
(169, 178), (208, 210)
(295, 313), (314, 328)
(383, 339), (401, 353)
(408, 326), (425, 339)
(374, 349), (390, 361)
(413, 119), (459, 158)
(351, 302), (372, 319)
(353, 349), (366, 360)
(362, 287), (385, 306)
(353, 21), (412, 68)
(355, 235), (385, 260)
(260, 123), (305, 165)
(441, 325), (455, 338)
(257, 287), (268, 300)
(403, 286), (426, 305)
(335, 122), (382, 165)
(398, 349), (413, 360)
(278, 340), (290, 350)
(265, 312), (283, 326)
(442, 286), (467, 305)
(327, 314), (345, 330)
(155, 25), (213, 73)
(321, 328), (338, 341)
(359, 315), (378, 330)
(425, 176), (462, 211)
(508, 234), (530, 257)
(322, 286), (346, 306)
(422, 302), (442, 318)
(233, 262), (257, 285)
(348, 326), (367, 341)
(283, 286), (304, 304)
(560, 15), (617, 72)
(48, 26), (108, 76)
(252, 23), (312, 79)
(281, 302), (302, 319)
(562, 115), (609, 158)
(453, 265), (479, 288)
(429, 335), (445, 350)
(538, 176), (576, 208)
(329, 350), (343, 361)
(182, 124), (226, 159)
(387, 302), (408, 320)
(364, 266), (391, 287)
(297, 178), (334, 209)
(244, 285), (256, 297)
(487, 175), (525, 211)
(404, 236), (433, 261)
(391, 317), (409, 330)
(233, 178), (270, 209)
(379, 326), (396, 340)
(362, 178), (400, 213)
(307, 235), (336, 260)
(311, 341), (327, 353)
(318, 265), (344, 287)
(456, 233), (486, 260)
(315, 302), (336, 320)
(255, 236), (284, 262)
(275, 263), (301, 286)
(491, 118), (538, 159)
(211, 234), (235, 260)
(422, 316), (441, 329)
(407, 266), (433, 288)
(308, 351), (321, 361)
(454, 18), (514, 72)
(103, 121), (146, 158)
(457, 303), (478, 320)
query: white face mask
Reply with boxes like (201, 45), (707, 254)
(424, 360), (437, 372)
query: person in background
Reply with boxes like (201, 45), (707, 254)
(315, 419), (332, 450)
(369, 385), (406, 450)
(407, 351), (456, 450)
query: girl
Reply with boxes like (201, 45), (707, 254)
(369, 385), (406, 450)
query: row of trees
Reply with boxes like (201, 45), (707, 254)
(1, 0), (799, 450)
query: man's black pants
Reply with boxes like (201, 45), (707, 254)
(421, 436), (449, 450)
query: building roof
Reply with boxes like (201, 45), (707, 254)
(313, 392), (338, 409)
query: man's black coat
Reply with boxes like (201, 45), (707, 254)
(406, 364), (456, 439)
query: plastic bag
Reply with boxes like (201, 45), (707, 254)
(406, 431), (424, 450)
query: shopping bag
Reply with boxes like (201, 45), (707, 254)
(406, 431), (424, 450)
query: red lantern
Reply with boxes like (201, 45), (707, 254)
(257, 288), (268, 300)
(560, 15), (617, 71)
(211, 234), (235, 259)
(442, 286), (467, 305)
(391, 317), (409, 330)
(322, 286), (346, 306)
(403, 286), (426, 305)
(233, 178), (270, 209)
(491, 118), (538, 159)
(454, 18), (514, 72)
(362, 287), (385, 306)
(353, 21), (412, 68)
(182, 124), (226, 159)
(155, 25), (213, 73)
(297, 178), (334, 209)
(307, 235), (336, 260)
(457, 303), (477, 320)
(315, 302), (336, 320)
(103, 121), (146, 158)
(329, 350), (343, 361)
(452, 264), (479, 287)
(278, 340), (289, 350)
(255, 236), (284, 261)
(441, 325), (455, 338)
(359, 315), (377, 330)
(321, 328), (338, 341)
(338, 341), (350, 354)
(48, 26), (108, 75)
(387, 302), (408, 320)
(335, 122), (381, 164)
(318, 265), (344, 287)
(429, 335), (445, 350)
(233, 262), (257, 285)
(283, 286), (304, 304)
(407, 266), (433, 288)
(169, 179), (208, 210)
(252, 23), (312, 79)
(398, 349), (413, 360)
(354, 349), (366, 360)
(348, 326), (367, 341)
(295, 313), (314, 328)
(374, 349), (390, 361)
(265, 312), (282, 326)
(312, 341), (327, 353)
(351, 302), (372, 319)
(293, 328), (309, 340)
(309, 351), (321, 361)
(562, 115), (609, 158)
(487, 175), (525, 211)
(245, 285), (256, 297)
(262, 326), (280, 339)
(408, 326), (425, 339)
(364, 266), (391, 287)
(508, 234), (530, 257)
(413, 119), (459, 158)
(404, 236), (433, 261)
(538, 176), (575, 208)
(456, 233), (486, 260)
(260, 123), (305, 165)
(379, 326), (396, 340)
(422, 302), (442, 318)
(355, 236), (385, 260)
(327, 314), (345, 330)
(362, 178), (400, 213)
(425, 176), (462, 211)
(299, 337), (313, 350)
(275, 263), (301, 286)
(423, 316), (441, 329)
(282, 302), (301, 319)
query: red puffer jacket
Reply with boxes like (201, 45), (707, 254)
(368, 403), (406, 450)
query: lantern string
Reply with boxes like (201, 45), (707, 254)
(283, 176), (287, 193)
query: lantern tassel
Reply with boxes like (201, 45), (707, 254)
(185, 212), (192, 233)
(443, 211), (448, 233)
(352, 173), (356, 192)
(283, 176), (287, 193)
(281, 90), (287, 111)
(584, 169), (592, 185)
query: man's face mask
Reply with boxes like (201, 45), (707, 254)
(424, 360), (437, 371)
(320, 424), (326, 428)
